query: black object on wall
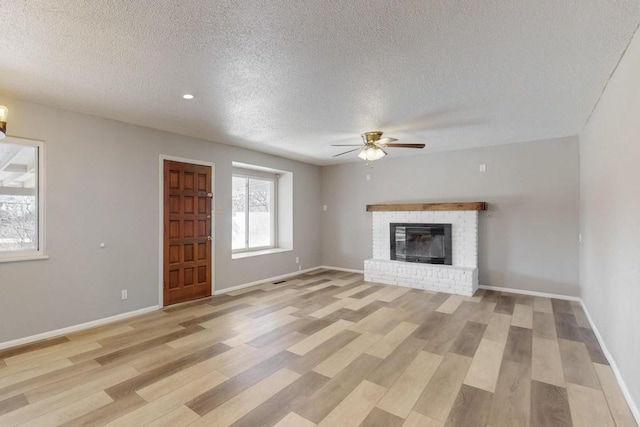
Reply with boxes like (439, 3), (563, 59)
(390, 223), (452, 265)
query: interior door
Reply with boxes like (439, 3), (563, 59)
(163, 160), (212, 306)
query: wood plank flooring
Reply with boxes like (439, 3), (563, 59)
(0, 270), (636, 426)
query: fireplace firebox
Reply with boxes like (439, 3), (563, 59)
(390, 223), (452, 265)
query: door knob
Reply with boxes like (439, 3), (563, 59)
(207, 192), (213, 198)
(207, 236), (213, 241)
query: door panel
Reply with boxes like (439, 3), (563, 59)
(163, 160), (212, 306)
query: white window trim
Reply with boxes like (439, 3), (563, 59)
(231, 247), (292, 259)
(0, 136), (47, 263)
(232, 172), (278, 254)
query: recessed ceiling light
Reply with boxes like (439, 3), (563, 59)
(183, 94), (194, 100)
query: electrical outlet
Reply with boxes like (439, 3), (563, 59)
(121, 290), (128, 300)
(298, 265), (302, 271)
(295, 257), (299, 264)
(323, 205), (328, 212)
(479, 164), (487, 172)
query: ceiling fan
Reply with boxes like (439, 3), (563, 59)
(332, 131), (425, 162)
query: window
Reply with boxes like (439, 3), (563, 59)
(0, 137), (45, 261)
(232, 172), (276, 252)
(231, 162), (292, 259)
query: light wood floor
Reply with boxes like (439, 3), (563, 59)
(0, 270), (636, 426)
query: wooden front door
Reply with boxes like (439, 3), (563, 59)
(163, 160), (212, 306)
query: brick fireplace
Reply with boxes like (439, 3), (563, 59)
(364, 202), (487, 296)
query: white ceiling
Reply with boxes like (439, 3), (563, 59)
(1, 1), (639, 165)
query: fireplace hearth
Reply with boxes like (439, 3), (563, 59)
(390, 223), (452, 265)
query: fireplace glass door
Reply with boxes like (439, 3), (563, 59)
(390, 223), (452, 265)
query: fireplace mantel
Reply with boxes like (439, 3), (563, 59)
(366, 202), (487, 212)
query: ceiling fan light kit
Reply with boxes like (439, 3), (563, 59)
(331, 131), (425, 164)
(358, 146), (386, 161)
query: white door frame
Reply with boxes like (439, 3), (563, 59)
(158, 155), (216, 307)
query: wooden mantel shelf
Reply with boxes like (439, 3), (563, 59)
(366, 202), (487, 212)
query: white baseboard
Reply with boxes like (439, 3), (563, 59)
(579, 300), (640, 424)
(1, 267), (326, 349)
(319, 265), (365, 274)
(479, 285), (581, 301)
(0, 305), (160, 351)
(213, 266), (323, 295)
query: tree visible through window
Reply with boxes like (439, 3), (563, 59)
(232, 174), (275, 251)
(0, 195), (36, 251)
(0, 139), (42, 258)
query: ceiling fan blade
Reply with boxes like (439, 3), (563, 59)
(331, 144), (363, 146)
(332, 148), (362, 157)
(378, 137), (398, 145)
(384, 143), (426, 149)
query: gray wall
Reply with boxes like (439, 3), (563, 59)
(580, 27), (640, 413)
(321, 137), (580, 295)
(0, 97), (322, 343)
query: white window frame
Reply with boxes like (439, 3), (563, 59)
(0, 136), (47, 263)
(232, 172), (278, 253)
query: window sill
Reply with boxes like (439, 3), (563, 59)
(232, 248), (292, 259)
(0, 254), (49, 263)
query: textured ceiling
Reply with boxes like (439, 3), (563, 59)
(1, 1), (639, 165)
